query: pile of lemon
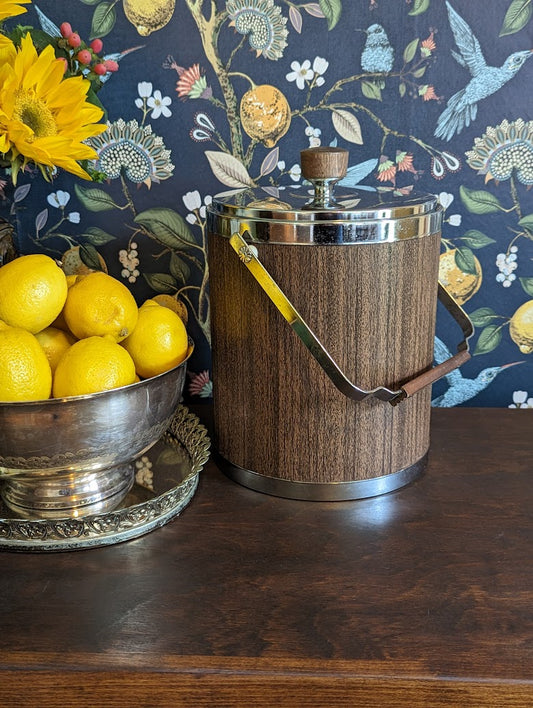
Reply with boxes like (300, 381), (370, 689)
(0, 254), (189, 402)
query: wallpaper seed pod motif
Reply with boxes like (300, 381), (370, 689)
(226, 0), (288, 60)
(466, 119), (533, 186)
(86, 119), (175, 187)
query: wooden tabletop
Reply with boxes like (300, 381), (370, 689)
(1, 407), (532, 707)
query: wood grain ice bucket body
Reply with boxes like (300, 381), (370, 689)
(207, 148), (472, 501)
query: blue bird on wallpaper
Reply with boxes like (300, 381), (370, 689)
(431, 337), (523, 407)
(435, 1), (533, 142)
(361, 24), (394, 89)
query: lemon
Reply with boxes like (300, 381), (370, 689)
(123, 0), (175, 36)
(63, 271), (139, 342)
(509, 300), (533, 354)
(51, 275), (77, 332)
(439, 249), (482, 305)
(35, 326), (77, 373)
(0, 254), (68, 334)
(121, 300), (189, 378)
(240, 84), (291, 148)
(0, 324), (52, 401)
(53, 335), (137, 398)
(151, 293), (188, 324)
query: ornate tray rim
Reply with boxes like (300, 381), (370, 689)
(0, 405), (210, 552)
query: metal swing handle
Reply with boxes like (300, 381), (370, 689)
(229, 232), (474, 406)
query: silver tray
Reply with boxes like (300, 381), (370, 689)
(0, 405), (210, 552)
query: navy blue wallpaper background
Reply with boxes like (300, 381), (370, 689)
(3, 0), (533, 407)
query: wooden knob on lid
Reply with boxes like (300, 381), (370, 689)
(300, 147), (349, 181)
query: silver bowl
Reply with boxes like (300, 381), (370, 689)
(0, 345), (193, 519)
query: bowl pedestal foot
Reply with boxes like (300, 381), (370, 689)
(0, 464), (134, 520)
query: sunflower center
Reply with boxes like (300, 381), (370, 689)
(13, 89), (57, 140)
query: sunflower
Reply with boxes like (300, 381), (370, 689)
(0, 32), (16, 65)
(0, 0), (30, 22)
(0, 33), (106, 183)
(86, 118), (174, 187)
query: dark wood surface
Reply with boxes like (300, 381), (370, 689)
(1, 407), (533, 707)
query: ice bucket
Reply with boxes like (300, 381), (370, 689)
(207, 147), (473, 500)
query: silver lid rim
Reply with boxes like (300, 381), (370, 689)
(207, 207), (443, 244)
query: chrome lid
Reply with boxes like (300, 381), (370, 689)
(207, 148), (441, 245)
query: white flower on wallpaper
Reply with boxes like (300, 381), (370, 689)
(509, 391), (533, 408)
(437, 192), (461, 227)
(46, 191), (80, 224)
(312, 56), (329, 86)
(286, 60), (314, 89)
(183, 190), (212, 223)
(135, 82), (172, 119)
(148, 90), (172, 119)
(286, 56), (329, 89)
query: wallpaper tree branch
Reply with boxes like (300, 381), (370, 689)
(2, 0), (533, 407)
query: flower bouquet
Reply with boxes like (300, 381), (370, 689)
(0, 0), (113, 184)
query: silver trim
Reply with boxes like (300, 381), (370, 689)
(216, 454), (427, 501)
(207, 209), (442, 244)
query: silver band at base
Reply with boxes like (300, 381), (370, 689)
(216, 453), (427, 501)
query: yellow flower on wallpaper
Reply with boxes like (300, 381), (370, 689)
(0, 0), (30, 21)
(0, 33), (107, 183)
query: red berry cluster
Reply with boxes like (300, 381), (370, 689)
(59, 22), (118, 77)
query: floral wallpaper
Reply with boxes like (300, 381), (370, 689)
(2, 0), (533, 407)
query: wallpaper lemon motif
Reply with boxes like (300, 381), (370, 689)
(2, 0), (533, 406)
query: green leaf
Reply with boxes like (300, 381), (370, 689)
(403, 38), (419, 63)
(143, 272), (178, 294)
(469, 307), (499, 328)
(361, 81), (382, 101)
(89, 1), (117, 40)
(409, 0), (430, 15)
(518, 212), (533, 233)
(399, 82), (406, 98)
(318, 0), (342, 29)
(81, 0), (101, 4)
(460, 229), (496, 249)
(454, 246), (478, 275)
(474, 325), (502, 356)
(459, 185), (504, 214)
(169, 252), (191, 284)
(74, 184), (117, 212)
(79, 244), (104, 272)
(519, 276), (533, 297)
(79, 226), (116, 246)
(13, 28), (54, 53)
(412, 66), (427, 78)
(134, 208), (196, 250)
(500, 0), (533, 36)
